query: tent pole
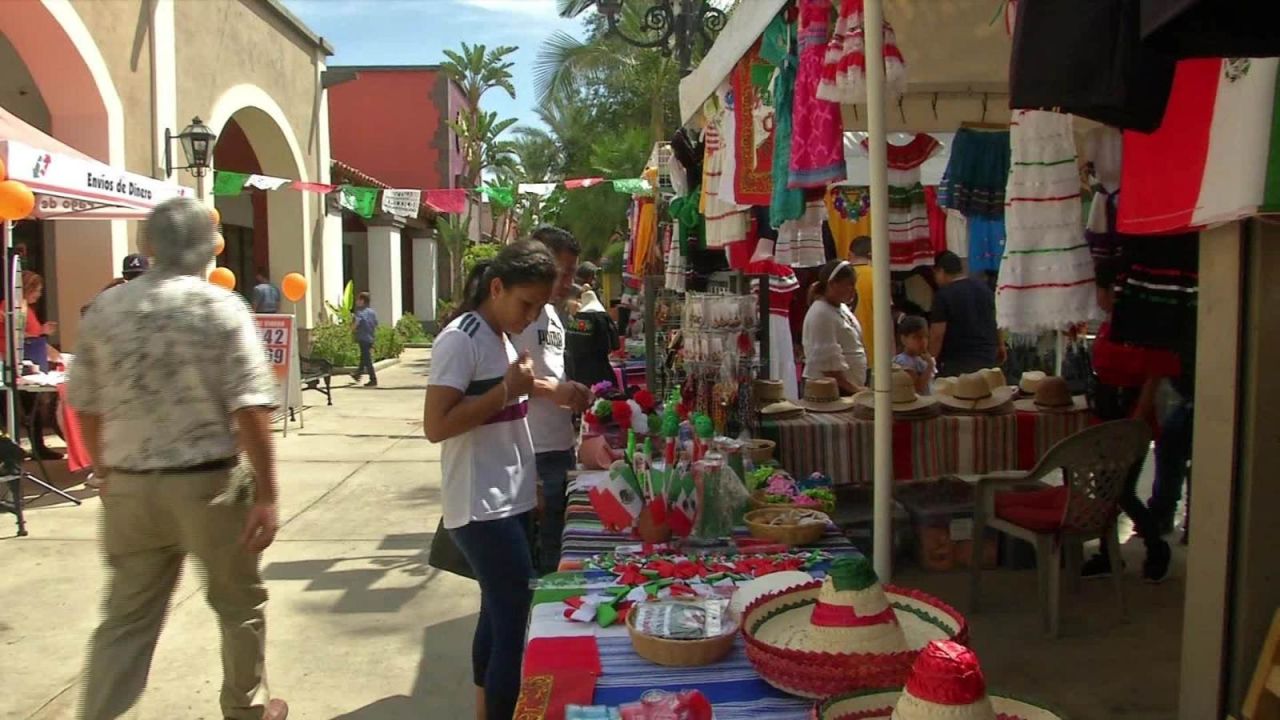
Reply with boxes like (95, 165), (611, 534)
(864, 0), (894, 580)
(3, 221), (16, 441)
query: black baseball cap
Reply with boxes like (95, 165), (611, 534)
(122, 254), (149, 279)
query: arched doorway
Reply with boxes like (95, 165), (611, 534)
(0, 0), (126, 348)
(208, 88), (311, 321)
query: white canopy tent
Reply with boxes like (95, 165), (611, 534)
(679, 0), (1013, 580)
(0, 104), (191, 448)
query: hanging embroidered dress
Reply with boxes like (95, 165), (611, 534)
(789, 0), (846, 188)
(775, 200), (827, 268)
(996, 110), (1100, 333)
(862, 134), (940, 271)
(817, 0), (908, 104)
(701, 91), (750, 249)
(765, 14), (805, 227)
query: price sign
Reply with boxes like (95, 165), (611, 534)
(255, 315), (292, 382)
(252, 314), (303, 434)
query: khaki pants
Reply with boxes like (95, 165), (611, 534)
(81, 469), (270, 720)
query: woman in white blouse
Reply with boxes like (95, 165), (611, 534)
(802, 260), (867, 395)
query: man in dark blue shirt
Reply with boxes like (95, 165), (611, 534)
(928, 251), (1004, 376)
(352, 292), (379, 387)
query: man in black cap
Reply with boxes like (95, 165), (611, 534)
(122, 254), (148, 281)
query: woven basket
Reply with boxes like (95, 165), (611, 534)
(745, 439), (777, 464)
(749, 490), (797, 511)
(744, 508), (829, 547)
(813, 689), (1069, 720)
(626, 610), (736, 667)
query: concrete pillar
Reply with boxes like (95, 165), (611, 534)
(367, 223), (403, 325)
(321, 209), (344, 313)
(52, 222), (128, 350)
(412, 235), (438, 321)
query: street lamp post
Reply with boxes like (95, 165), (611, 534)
(594, 0), (728, 77)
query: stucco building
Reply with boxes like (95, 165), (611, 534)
(0, 0), (339, 347)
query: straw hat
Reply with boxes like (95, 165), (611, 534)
(1014, 375), (1088, 413)
(761, 400), (806, 419)
(755, 379), (786, 404)
(980, 367), (1009, 392)
(815, 640), (1067, 719)
(937, 372), (1014, 413)
(854, 369), (939, 413)
(933, 377), (958, 397)
(798, 378), (857, 413)
(750, 557), (907, 655)
(740, 556), (969, 699)
(1017, 370), (1047, 396)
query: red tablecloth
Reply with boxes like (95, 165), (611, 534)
(56, 384), (92, 473)
(763, 409), (1093, 485)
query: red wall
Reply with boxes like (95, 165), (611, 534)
(213, 119), (270, 273)
(328, 69), (450, 190)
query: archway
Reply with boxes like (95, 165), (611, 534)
(0, 0), (126, 349)
(208, 87), (313, 322)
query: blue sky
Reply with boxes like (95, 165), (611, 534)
(283, 0), (586, 130)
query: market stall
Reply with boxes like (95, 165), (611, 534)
(0, 105), (192, 533)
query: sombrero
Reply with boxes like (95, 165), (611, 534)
(814, 640), (1067, 720)
(853, 369), (939, 415)
(1017, 370), (1047, 397)
(797, 378), (857, 413)
(761, 400), (807, 420)
(980, 368), (1009, 392)
(742, 557), (967, 699)
(937, 372), (1014, 414)
(1014, 375), (1088, 413)
(932, 377), (958, 397)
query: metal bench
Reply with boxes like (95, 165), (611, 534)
(299, 356), (333, 407)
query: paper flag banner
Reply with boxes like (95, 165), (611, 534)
(381, 188), (421, 217)
(563, 177), (606, 189)
(291, 181), (337, 194)
(213, 171), (249, 196)
(611, 178), (651, 195)
(480, 185), (515, 210)
(518, 182), (558, 198)
(339, 186), (379, 218)
(425, 189), (467, 214)
(244, 174), (290, 191)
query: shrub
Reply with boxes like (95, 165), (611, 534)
(396, 313), (428, 342)
(373, 325), (404, 361)
(463, 242), (500, 277)
(437, 298), (456, 322)
(310, 318), (359, 367)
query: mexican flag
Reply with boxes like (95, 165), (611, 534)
(1119, 58), (1279, 235)
(666, 469), (698, 538)
(588, 462), (644, 532)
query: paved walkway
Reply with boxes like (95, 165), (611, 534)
(3, 348), (478, 720)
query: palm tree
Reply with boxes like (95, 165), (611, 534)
(441, 42), (518, 118)
(535, 4), (683, 145)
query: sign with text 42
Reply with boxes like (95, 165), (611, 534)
(252, 314), (303, 433)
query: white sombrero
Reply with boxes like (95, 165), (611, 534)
(815, 640), (1067, 720)
(1017, 370), (1047, 396)
(798, 377), (857, 413)
(937, 372), (1014, 414)
(854, 369), (939, 415)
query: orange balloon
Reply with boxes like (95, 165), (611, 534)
(281, 272), (308, 303)
(209, 206), (220, 225)
(0, 156), (6, 182)
(208, 266), (236, 290)
(213, 232), (226, 256)
(0, 180), (35, 221)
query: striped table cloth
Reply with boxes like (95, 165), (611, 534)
(763, 409), (1092, 486)
(526, 492), (863, 719)
(557, 489), (860, 571)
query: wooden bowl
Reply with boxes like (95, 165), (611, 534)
(626, 609), (737, 667)
(745, 439), (776, 464)
(744, 507), (830, 547)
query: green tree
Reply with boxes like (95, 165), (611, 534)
(439, 42), (520, 299)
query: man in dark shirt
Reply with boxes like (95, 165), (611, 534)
(928, 251), (1004, 376)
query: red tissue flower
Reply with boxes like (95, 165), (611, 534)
(633, 389), (657, 413)
(611, 400), (633, 430)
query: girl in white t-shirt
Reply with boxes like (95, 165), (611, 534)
(802, 259), (868, 394)
(423, 240), (558, 720)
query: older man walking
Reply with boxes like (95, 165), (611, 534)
(69, 198), (287, 720)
